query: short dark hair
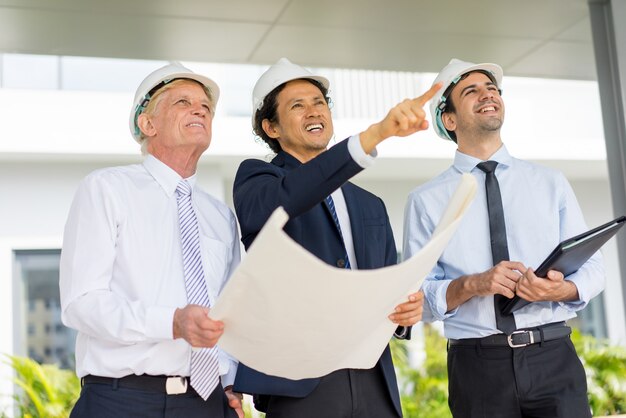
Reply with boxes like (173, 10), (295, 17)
(441, 70), (499, 143)
(253, 78), (331, 153)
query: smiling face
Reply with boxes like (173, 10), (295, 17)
(262, 79), (333, 162)
(139, 79), (214, 155)
(442, 71), (504, 144)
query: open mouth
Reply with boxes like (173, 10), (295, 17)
(305, 123), (324, 133)
(186, 122), (205, 128)
(479, 106), (496, 113)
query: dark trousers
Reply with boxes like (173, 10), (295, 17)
(265, 367), (400, 418)
(70, 380), (238, 418)
(447, 336), (591, 418)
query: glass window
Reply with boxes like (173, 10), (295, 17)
(13, 249), (76, 369)
(570, 295), (607, 338)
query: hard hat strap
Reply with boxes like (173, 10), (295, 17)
(132, 78), (174, 136)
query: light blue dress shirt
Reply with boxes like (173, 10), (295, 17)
(403, 145), (605, 339)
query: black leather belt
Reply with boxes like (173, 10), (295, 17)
(449, 323), (571, 348)
(82, 374), (192, 395)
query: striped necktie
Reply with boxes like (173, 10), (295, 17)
(176, 180), (220, 400)
(325, 195), (351, 269)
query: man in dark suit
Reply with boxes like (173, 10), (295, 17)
(232, 58), (440, 418)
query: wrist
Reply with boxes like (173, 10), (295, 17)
(559, 280), (579, 302)
(360, 124), (382, 154)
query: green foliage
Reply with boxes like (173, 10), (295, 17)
(391, 325), (451, 418)
(392, 326), (626, 418)
(571, 329), (626, 416)
(2, 354), (80, 418)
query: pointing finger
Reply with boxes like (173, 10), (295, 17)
(414, 82), (443, 106)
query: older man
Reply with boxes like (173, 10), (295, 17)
(232, 58), (439, 418)
(403, 59), (605, 417)
(60, 62), (243, 417)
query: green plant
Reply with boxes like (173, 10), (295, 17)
(391, 325), (451, 418)
(2, 354), (80, 418)
(571, 329), (626, 416)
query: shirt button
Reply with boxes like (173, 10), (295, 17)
(336, 259), (346, 268)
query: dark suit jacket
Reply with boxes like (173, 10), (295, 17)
(232, 139), (405, 416)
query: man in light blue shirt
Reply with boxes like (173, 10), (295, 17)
(403, 59), (605, 418)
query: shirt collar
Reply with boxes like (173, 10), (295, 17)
(143, 154), (198, 197)
(453, 143), (513, 173)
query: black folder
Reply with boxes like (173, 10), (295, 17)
(501, 215), (626, 315)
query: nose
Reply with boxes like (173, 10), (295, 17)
(191, 102), (208, 116)
(305, 103), (321, 118)
(478, 87), (494, 101)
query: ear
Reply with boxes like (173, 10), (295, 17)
(442, 112), (456, 134)
(262, 119), (280, 139)
(137, 113), (157, 138)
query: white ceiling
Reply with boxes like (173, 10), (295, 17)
(0, 0), (596, 80)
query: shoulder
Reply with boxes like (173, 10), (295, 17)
(509, 158), (568, 187)
(235, 157), (282, 178)
(407, 167), (460, 202)
(79, 163), (144, 192)
(404, 168), (462, 223)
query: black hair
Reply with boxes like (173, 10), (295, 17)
(253, 78), (331, 153)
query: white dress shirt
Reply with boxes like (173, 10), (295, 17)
(60, 154), (241, 386)
(403, 145), (605, 339)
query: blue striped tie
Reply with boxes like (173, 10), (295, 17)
(325, 195), (351, 269)
(176, 180), (220, 400)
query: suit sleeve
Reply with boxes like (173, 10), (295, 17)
(234, 139), (363, 247)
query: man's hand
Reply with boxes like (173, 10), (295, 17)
(445, 261), (526, 312)
(359, 83), (442, 153)
(172, 304), (224, 347)
(225, 386), (244, 418)
(515, 268), (579, 302)
(470, 261), (526, 299)
(389, 290), (424, 326)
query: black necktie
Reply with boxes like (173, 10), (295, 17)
(477, 161), (516, 335)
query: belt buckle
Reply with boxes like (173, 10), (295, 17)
(166, 377), (188, 395)
(507, 330), (534, 348)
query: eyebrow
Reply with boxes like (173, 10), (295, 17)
(459, 81), (497, 96)
(172, 93), (211, 104)
(287, 94), (325, 105)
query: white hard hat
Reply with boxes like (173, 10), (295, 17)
(129, 61), (220, 143)
(430, 58), (503, 141)
(252, 58), (330, 121)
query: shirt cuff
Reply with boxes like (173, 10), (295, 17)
(145, 305), (177, 340)
(423, 279), (458, 320)
(347, 135), (377, 168)
(220, 358), (238, 388)
(557, 279), (587, 312)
